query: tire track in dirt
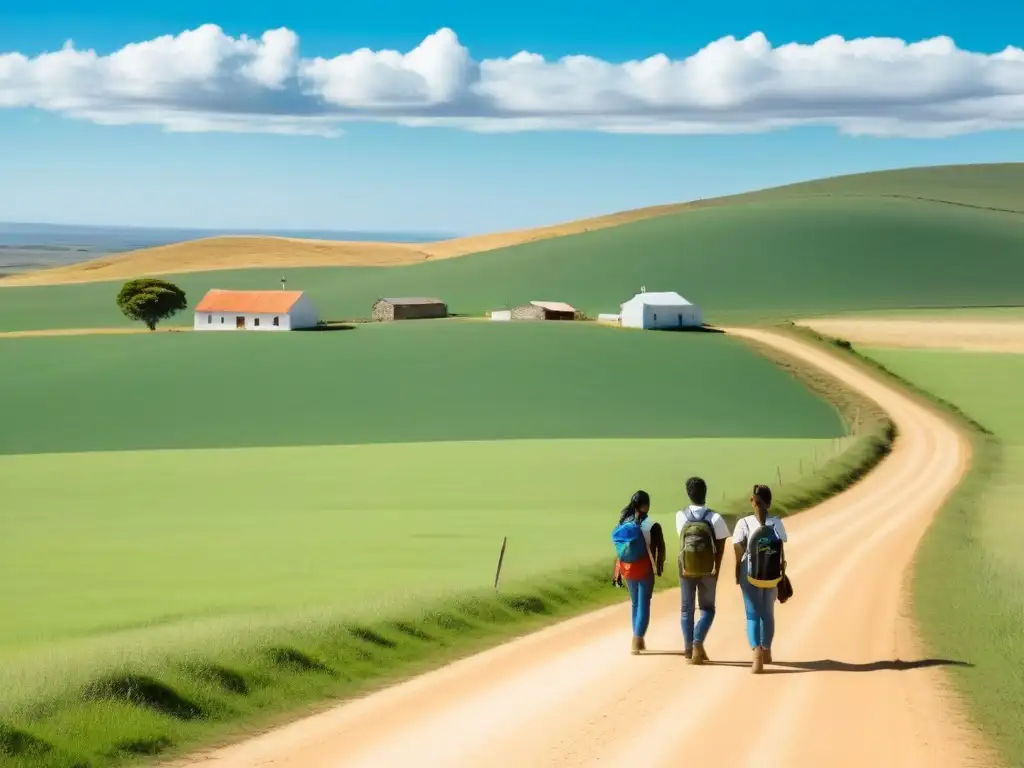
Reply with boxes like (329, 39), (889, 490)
(178, 327), (992, 768)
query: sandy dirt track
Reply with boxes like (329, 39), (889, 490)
(177, 328), (990, 768)
(799, 317), (1024, 353)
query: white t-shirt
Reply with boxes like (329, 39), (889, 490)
(732, 514), (788, 562)
(676, 505), (731, 540)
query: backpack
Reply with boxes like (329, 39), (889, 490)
(745, 518), (784, 588)
(678, 507), (717, 578)
(612, 519), (649, 564)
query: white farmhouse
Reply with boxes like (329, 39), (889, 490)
(619, 290), (703, 330)
(193, 289), (319, 331)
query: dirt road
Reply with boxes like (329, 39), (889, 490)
(180, 328), (989, 768)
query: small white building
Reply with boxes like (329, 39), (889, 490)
(193, 289), (319, 331)
(489, 310), (512, 321)
(619, 290), (703, 330)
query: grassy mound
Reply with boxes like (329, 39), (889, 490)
(2, 193), (1023, 332)
(0, 322), (843, 455)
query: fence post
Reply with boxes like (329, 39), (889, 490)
(494, 536), (508, 590)
(776, 466), (782, 486)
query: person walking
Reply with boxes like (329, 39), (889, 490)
(611, 490), (666, 654)
(676, 477), (731, 664)
(733, 484), (788, 674)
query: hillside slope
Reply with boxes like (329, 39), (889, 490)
(2, 193), (1022, 331)
(3, 163), (1021, 287)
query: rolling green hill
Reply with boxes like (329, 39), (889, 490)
(1, 165), (1023, 332)
(0, 322), (843, 455)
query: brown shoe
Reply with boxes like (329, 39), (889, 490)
(638, 636), (646, 652)
(762, 647), (772, 664)
(683, 647), (693, 661)
(692, 642), (708, 666)
(751, 647), (764, 674)
(631, 636), (642, 655)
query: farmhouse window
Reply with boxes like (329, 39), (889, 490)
(273, 316), (279, 326)
(254, 317), (260, 327)
(207, 314), (212, 324)
(653, 313), (658, 322)
(220, 317), (224, 324)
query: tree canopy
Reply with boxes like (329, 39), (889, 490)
(116, 278), (188, 331)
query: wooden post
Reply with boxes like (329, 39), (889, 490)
(494, 536), (508, 590)
(776, 466), (782, 486)
(799, 459), (803, 475)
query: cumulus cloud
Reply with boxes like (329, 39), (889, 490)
(1, 24), (1023, 137)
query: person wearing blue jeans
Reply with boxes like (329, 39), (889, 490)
(676, 477), (731, 664)
(625, 572), (656, 642)
(614, 490), (666, 654)
(733, 484), (788, 673)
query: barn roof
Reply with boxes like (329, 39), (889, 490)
(378, 297), (446, 305)
(195, 289), (306, 314)
(621, 291), (694, 307)
(530, 300), (576, 313)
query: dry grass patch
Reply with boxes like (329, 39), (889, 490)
(797, 318), (1024, 353)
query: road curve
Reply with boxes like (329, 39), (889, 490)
(179, 327), (990, 768)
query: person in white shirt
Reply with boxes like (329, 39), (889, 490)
(732, 484), (788, 673)
(675, 477), (731, 664)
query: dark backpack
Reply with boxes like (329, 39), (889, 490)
(745, 519), (784, 588)
(678, 507), (717, 578)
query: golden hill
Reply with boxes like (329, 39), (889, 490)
(0, 202), (695, 287)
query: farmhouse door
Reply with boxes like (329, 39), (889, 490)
(236, 316), (245, 329)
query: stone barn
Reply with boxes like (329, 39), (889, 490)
(511, 301), (577, 321)
(372, 297), (448, 322)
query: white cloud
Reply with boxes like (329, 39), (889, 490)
(1, 25), (1023, 137)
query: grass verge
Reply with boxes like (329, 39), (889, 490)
(0, 330), (897, 768)
(783, 321), (1020, 765)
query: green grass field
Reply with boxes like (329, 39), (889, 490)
(861, 347), (1024, 762)
(0, 322), (843, 455)
(0, 437), (843, 669)
(3, 167), (1024, 332)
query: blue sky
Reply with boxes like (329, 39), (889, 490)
(1, 0), (1022, 234)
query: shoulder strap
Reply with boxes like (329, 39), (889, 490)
(640, 517), (657, 571)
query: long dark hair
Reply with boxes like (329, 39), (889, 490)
(619, 490), (651, 524)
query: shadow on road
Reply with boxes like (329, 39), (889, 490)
(698, 658), (973, 674)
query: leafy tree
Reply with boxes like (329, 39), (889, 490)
(116, 278), (188, 331)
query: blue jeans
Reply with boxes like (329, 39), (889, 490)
(739, 565), (777, 649)
(625, 574), (655, 637)
(680, 575), (717, 649)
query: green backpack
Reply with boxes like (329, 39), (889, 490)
(678, 507), (717, 578)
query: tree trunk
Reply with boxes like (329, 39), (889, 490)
(146, 319), (157, 331)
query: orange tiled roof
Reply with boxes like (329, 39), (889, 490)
(195, 290), (305, 314)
